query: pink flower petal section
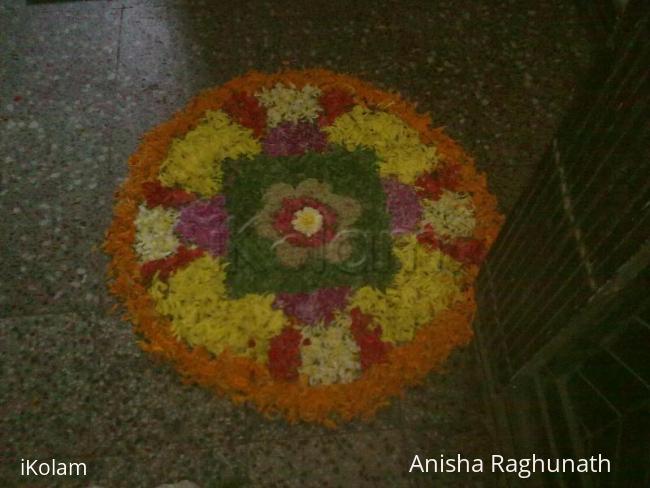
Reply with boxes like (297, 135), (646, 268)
(273, 287), (351, 325)
(175, 196), (229, 257)
(263, 121), (328, 157)
(382, 177), (422, 234)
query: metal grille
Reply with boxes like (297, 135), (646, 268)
(576, 0), (629, 41)
(475, 1), (649, 485)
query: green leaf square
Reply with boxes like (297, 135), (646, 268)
(222, 146), (398, 297)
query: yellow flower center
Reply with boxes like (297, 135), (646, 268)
(292, 207), (323, 237)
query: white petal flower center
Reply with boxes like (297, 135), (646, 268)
(292, 206), (323, 237)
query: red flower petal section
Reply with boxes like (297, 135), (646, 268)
(441, 238), (486, 266)
(415, 163), (462, 200)
(318, 88), (355, 127)
(273, 287), (351, 326)
(142, 180), (196, 208)
(222, 91), (267, 138)
(350, 308), (392, 370)
(268, 327), (303, 381)
(140, 246), (205, 283)
(418, 225), (486, 265)
(415, 173), (443, 200)
(436, 163), (462, 190)
(416, 224), (441, 249)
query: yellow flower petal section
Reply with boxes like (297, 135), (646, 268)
(134, 204), (180, 261)
(324, 106), (439, 184)
(158, 110), (261, 197)
(348, 234), (464, 343)
(149, 255), (287, 362)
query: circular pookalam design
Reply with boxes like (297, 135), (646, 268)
(104, 70), (503, 427)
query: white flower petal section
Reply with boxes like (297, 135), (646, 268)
(134, 205), (180, 261)
(256, 83), (322, 127)
(420, 190), (476, 239)
(299, 318), (361, 386)
(292, 206), (323, 237)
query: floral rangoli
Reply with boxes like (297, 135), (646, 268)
(104, 70), (503, 427)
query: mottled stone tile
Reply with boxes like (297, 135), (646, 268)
(401, 349), (489, 435)
(105, 85), (191, 180)
(247, 429), (410, 487)
(87, 446), (249, 488)
(108, 2), (249, 168)
(242, 390), (404, 444)
(88, 315), (255, 448)
(0, 0), (123, 318)
(0, 313), (255, 486)
(0, 1), (120, 118)
(0, 112), (116, 317)
(117, 2), (223, 93)
(113, 0), (186, 7)
(401, 349), (497, 487)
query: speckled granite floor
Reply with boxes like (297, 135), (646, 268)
(1, 0), (592, 486)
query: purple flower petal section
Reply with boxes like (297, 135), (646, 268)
(175, 196), (229, 256)
(382, 178), (422, 234)
(263, 121), (328, 157)
(273, 287), (351, 325)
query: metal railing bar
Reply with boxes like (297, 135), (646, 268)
(488, 163), (554, 269)
(595, 207), (650, 275)
(602, 345), (650, 391)
(568, 99), (649, 225)
(636, 316), (650, 331)
(489, 166), (561, 280)
(514, 243), (650, 377)
(504, 183), (649, 350)
(488, 105), (636, 306)
(491, 97), (649, 316)
(584, 398), (650, 441)
(561, 24), (649, 180)
(507, 217), (649, 360)
(574, 160), (650, 252)
(577, 371), (623, 419)
(510, 278), (587, 365)
(489, 209), (571, 313)
(479, 264), (515, 376)
(489, 203), (569, 309)
(563, 45), (650, 188)
(573, 113), (647, 234)
(489, 35), (650, 305)
(533, 376), (565, 471)
(556, 377), (588, 459)
(555, 29), (641, 164)
(496, 227), (581, 329)
(567, 83), (650, 211)
(494, 244), (586, 351)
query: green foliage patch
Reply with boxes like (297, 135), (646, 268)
(222, 146), (398, 297)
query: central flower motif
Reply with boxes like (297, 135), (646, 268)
(255, 179), (361, 267)
(291, 206), (323, 237)
(273, 197), (337, 246)
(222, 147), (398, 296)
